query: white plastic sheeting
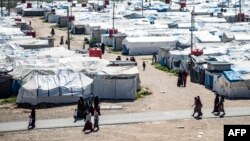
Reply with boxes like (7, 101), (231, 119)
(17, 69), (93, 105)
(122, 36), (177, 55)
(93, 66), (139, 100)
(9, 56), (109, 79)
(216, 71), (250, 99)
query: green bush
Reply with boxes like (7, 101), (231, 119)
(0, 97), (17, 105)
(136, 87), (152, 99)
(153, 63), (178, 76)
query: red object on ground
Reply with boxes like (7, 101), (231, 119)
(191, 49), (203, 56)
(81, 3), (87, 7)
(109, 28), (118, 37)
(237, 13), (245, 22)
(89, 48), (102, 59)
(180, 1), (186, 8)
(165, 0), (171, 4)
(14, 18), (21, 21)
(69, 16), (75, 22)
(27, 3), (32, 8)
(23, 30), (36, 38)
(104, 0), (109, 5)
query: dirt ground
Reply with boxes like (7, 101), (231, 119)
(0, 16), (250, 140)
(1, 116), (250, 141)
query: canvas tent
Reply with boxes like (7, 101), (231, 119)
(93, 66), (139, 100)
(17, 69), (93, 105)
(216, 69), (250, 99)
(122, 36), (177, 55)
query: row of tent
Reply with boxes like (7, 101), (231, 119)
(0, 44), (140, 105)
(157, 41), (250, 99)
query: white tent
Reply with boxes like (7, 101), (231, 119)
(166, 48), (190, 72)
(122, 36), (177, 55)
(215, 69), (250, 99)
(17, 69), (93, 105)
(93, 66), (139, 100)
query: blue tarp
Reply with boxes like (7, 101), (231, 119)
(223, 71), (243, 82)
(122, 44), (129, 55)
(205, 72), (213, 89)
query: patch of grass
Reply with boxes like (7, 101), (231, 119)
(109, 51), (121, 54)
(141, 58), (152, 61)
(153, 63), (178, 76)
(0, 97), (17, 105)
(136, 87), (152, 99)
(59, 28), (66, 31)
(107, 49), (121, 54)
(50, 25), (58, 28)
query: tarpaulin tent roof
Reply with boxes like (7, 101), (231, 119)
(223, 71), (243, 82)
(9, 56), (109, 79)
(94, 66), (139, 100)
(195, 34), (221, 43)
(97, 66), (139, 76)
(17, 69), (93, 105)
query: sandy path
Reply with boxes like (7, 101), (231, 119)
(0, 17), (250, 123)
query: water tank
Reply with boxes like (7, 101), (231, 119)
(237, 13), (245, 22)
(89, 48), (102, 58)
(165, 0), (171, 4)
(109, 29), (118, 37)
(104, 0), (110, 5)
(82, 3), (87, 7)
(180, 1), (186, 8)
(191, 49), (203, 56)
(30, 31), (36, 38)
(14, 17), (21, 21)
(27, 3), (32, 8)
(51, 9), (56, 13)
(23, 30), (36, 38)
(69, 16), (75, 22)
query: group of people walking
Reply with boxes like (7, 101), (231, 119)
(192, 94), (226, 119)
(27, 95), (101, 132)
(177, 70), (188, 87)
(192, 96), (203, 118)
(75, 95), (101, 132)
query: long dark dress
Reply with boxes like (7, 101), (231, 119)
(31, 108), (36, 127)
(212, 95), (220, 113)
(177, 71), (183, 87)
(94, 96), (101, 115)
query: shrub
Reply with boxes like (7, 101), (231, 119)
(136, 87), (152, 99)
(0, 97), (17, 105)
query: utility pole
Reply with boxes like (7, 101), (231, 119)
(70, 1), (72, 16)
(1, 0), (3, 17)
(190, 7), (195, 77)
(7, 0), (10, 16)
(112, 2), (115, 29)
(67, 7), (70, 50)
(191, 7), (195, 51)
(239, 0), (242, 22)
(239, 0), (241, 14)
(142, 0), (143, 17)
